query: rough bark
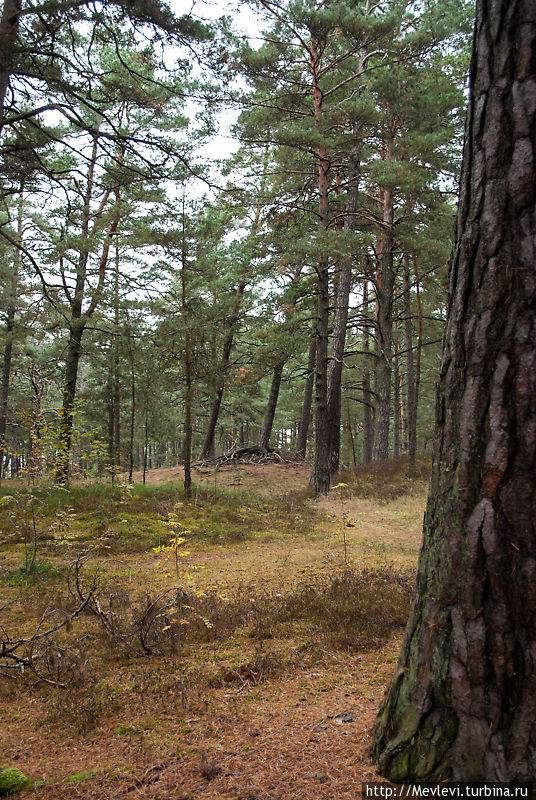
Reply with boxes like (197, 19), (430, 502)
(296, 336), (316, 459)
(259, 361), (284, 451)
(374, 0), (536, 782)
(327, 158), (360, 475)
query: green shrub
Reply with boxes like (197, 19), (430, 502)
(0, 768), (31, 796)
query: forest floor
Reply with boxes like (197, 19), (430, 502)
(0, 458), (429, 800)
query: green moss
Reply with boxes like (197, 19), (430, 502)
(0, 768), (31, 796)
(67, 768), (100, 784)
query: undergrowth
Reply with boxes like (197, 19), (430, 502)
(182, 566), (414, 651)
(336, 456), (431, 503)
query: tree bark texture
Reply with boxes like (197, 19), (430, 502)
(374, 0), (536, 782)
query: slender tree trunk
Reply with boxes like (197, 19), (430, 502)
(345, 401), (357, 470)
(413, 249), (423, 446)
(0, 304), (14, 480)
(0, 183), (21, 481)
(327, 157), (360, 475)
(56, 323), (84, 483)
(403, 253), (417, 473)
(392, 341), (401, 459)
(372, 170), (395, 462)
(181, 212), (193, 498)
(128, 350), (135, 483)
(296, 337), (316, 459)
(56, 171), (120, 481)
(309, 35), (331, 495)
(112, 239), (121, 474)
(362, 281), (373, 464)
(142, 411), (148, 485)
(259, 361), (284, 450)
(107, 372), (115, 482)
(200, 281), (245, 459)
(374, 0), (536, 781)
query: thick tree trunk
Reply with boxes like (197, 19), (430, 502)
(372, 178), (395, 462)
(259, 361), (284, 450)
(403, 253), (417, 473)
(296, 337), (316, 459)
(374, 0), (536, 782)
(327, 158), (360, 475)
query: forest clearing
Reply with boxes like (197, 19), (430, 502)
(0, 459), (425, 799)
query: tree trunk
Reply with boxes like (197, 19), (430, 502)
(0, 0), (21, 124)
(374, 0), (536, 782)
(327, 158), (360, 475)
(309, 34), (331, 496)
(200, 281), (245, 459)
(181, 219), (193, 498)
(362, 281), (373, 464)
(403, 253), (417, 473)
(126, 317), (136, 483)
(107, 373), (115, 482)
(259, 361), (284, 450)
(56, 322), (84, 483)
(56, 136), (115, 483)
(112, 241), (121, 475)
(296, 336), (316, 459)
(0, 183), (21, 481)
(392, 341), (401, 459)
(372, 172), (395, 462)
